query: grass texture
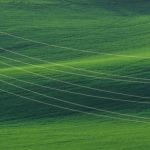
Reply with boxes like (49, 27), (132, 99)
(0, 0), (150, 149)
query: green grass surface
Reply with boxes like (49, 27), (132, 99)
(1, 117), (150, 150)
(0, 0), (150, 149)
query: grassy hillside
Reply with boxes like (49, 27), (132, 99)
(0, 0), (150, 149)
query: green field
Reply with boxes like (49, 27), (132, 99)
(0, 0), (150, 149)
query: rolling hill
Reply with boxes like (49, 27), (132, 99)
(0, 0), (150, 149)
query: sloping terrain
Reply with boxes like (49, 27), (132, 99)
(0, 0), (150, 149)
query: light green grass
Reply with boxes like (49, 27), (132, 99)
(1, 116), (150, 150)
